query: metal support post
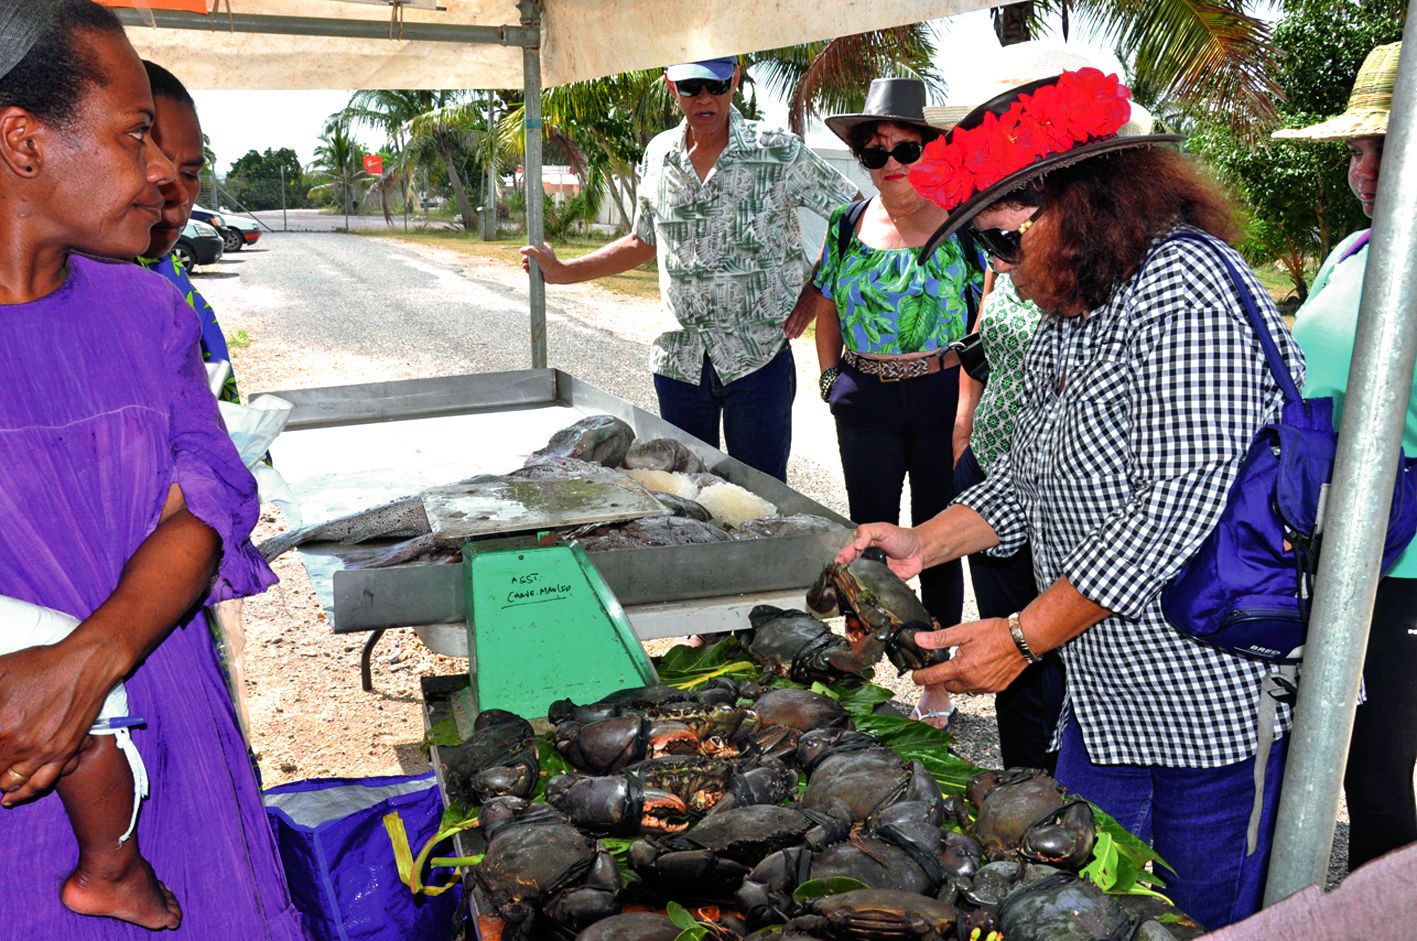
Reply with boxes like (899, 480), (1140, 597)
(1264, 7), (1417, 904)
(483, 92), (498, 241)
(519, 0), (547, 369)
(279, 165), (288, 232)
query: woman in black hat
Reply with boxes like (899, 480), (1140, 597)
(807, 79), (984, 727)
(835, 67), (1303, 929)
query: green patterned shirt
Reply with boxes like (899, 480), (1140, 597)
(814, 201), (980, 355)
(970, 273), (1043, 474)
(633, 108), (857, 384)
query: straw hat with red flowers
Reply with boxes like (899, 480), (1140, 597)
(913, 60), (1180, 257)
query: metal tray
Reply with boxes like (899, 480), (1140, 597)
(258, 370), (852, 633)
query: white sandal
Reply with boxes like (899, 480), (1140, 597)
(910, 702), (958, 730)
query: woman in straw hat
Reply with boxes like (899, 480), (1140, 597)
(0, 2), (303, 936)
(806, 78), (986, 727)
(835, 65), (1304, 928)
(1275, 40), (1415, 872)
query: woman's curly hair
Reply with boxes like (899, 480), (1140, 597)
(1012, 148), (1239, 316)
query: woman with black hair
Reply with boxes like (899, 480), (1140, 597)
(806, 79), (983, 726)
(0, 3), (303, 937)
(136, 60), (244, 405)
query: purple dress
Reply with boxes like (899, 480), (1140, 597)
(0, 255), (305, 939)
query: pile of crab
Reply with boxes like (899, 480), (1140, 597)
(434, 553), (1205, 941)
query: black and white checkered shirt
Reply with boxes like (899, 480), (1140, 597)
(957, 228), (1305, 768)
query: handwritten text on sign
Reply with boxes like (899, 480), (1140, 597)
(503, 571), (574, 608)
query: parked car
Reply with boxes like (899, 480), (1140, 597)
(190, 204), (248, 253)
(220, 213), (263, 251)
(173, 219), (224, 270)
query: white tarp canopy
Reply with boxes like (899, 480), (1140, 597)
(112, 0), (991, 90)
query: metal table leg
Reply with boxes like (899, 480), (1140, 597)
(360, 629), (386, 692)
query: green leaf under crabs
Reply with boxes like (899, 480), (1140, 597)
(830, 682), (895, 719)
(854, 714), (952, 751)
(792, 876), (870, 901)
(529, 736), (571, 802)
(422, 716), (461, 749)
(667, 900), (699, 930)
(656, 637), (761, 689)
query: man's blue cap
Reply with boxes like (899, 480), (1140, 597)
(666, 58), (738, 82)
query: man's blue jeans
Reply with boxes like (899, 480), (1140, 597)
(653, 347), (795, 482)
(1055, 714), (1287, 931)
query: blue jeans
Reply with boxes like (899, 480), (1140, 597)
(1055, 715), (1287, 931)
(653, 347), (795, 481)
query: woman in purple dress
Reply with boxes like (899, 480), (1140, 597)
(0, 3), (304, 937)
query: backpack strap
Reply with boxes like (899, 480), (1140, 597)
(835, 197), (870, 260)
(1154, 231), (1302, 407)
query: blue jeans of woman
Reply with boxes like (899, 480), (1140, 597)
(829, 358), (962, 625)
(653, 346), (796, 482)
(1055, 715), (1287, 930)
(955, 445), (1064, 772)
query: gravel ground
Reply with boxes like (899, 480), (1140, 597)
(198, 232), (1351, 884)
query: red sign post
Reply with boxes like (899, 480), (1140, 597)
(363, 155), (384, 176)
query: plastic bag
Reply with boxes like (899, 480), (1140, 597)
(264, 772), (461, 941)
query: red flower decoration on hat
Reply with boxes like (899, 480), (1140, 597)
(910, 68), (1133, 212)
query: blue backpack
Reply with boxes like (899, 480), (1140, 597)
(1159, 231), (1417, 663)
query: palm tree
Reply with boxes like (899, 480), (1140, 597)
(751, 25), (943, 135)
(986, 0), (1279, 134)
(309, 117), (368, 230)
(342, 90), (495, 231)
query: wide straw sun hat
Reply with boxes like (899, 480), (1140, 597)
(1273, 41), (1401, 142)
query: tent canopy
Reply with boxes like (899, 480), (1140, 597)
(108, 0), (989, 91)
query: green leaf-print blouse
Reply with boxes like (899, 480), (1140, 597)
(814, 201), (982, 356)
(969, 272), (1043, 475)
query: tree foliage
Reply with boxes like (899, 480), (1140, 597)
(223, 147), (308, 211)
(1189, 0), (1405, 300)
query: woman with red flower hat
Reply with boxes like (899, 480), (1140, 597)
(836, 64), (1304, 929)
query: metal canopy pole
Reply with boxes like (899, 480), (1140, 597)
(112, 8), (538, 46)
(1264, 9), (1417, 904)
(520, 0), (547, 369)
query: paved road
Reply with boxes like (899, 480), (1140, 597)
(240, 208), (465, 233)
(194, 231), (857, 523)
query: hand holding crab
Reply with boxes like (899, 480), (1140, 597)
(909, 617), (1029, 696)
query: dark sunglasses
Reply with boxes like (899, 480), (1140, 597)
(970, 207), (1044, 263)
(673, 77), (733, 98)
(857, 141), (924, 170)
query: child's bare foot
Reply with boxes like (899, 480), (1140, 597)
(61, 852), (182, 931)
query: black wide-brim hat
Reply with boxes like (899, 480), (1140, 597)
(825, 78), (938, 145)
(918, 74), (1182, 259)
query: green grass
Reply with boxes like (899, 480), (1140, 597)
(365, 230), (662, 301)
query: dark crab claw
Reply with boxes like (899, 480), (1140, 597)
(1020, 799), (1096, 869)
(881, 620), (950, 674)
(545, 773), (690, 835)
(821, 631), (888, 674)
(805, 563), (843, 618)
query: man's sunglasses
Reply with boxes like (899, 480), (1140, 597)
(857, 141), (924, 170)
(673, 78), (734, 98)
(970, 208), (1044, 264)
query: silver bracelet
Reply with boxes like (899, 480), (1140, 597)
(1008, 611), (1041, 664)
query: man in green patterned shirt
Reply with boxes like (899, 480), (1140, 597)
(520, 57), (857, 480)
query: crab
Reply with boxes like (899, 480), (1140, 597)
(472, 797), (622, 940)
(438, 709), (539, 808)
(555, 705), (756, 776)
(737, 800), (960, 926)
(739, 605), (877, 685)
(785, 888), (958, 941)
(967, 768), (1096, 868)
(798, 729), (945, 822)
(750, 687), (852, 734)
(996, 871), (1134, 941)
(806, 548), (951, 675)
(544, 771), (691, 835)
(628, 802), (852, 902)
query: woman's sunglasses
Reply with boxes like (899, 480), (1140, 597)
(673, 78), (734, 98)
(970, 208), (1044, 263)
(857, 141), (924, 170)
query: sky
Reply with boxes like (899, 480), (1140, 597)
(190, 9), (1126, 175)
